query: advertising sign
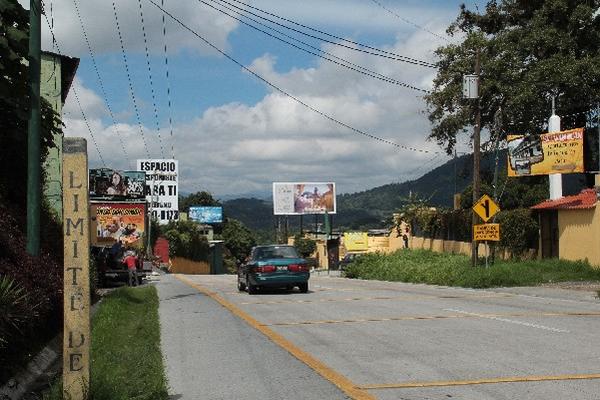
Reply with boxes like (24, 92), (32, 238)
(473, 223), (500, 242)
(344, 232), (369, 251)
(273, 182), (336, 215)
(189, 206), (223, 223)
(91, 203), (146, 247)
(137, 159), (179, 224)
(89, 168), (146, 198)
(507, 127), (584, 177)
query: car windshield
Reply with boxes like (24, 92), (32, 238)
(255, 246), (300, 260)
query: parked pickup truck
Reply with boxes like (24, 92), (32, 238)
(91, 244), (149, 286)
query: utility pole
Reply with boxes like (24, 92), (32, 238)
(471, 49), (481, 267)
(27, 0), (42, 256)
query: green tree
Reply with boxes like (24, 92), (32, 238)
(0, 0), (63, 206)
(293, 235), (316, 258)
(426, 1), (600, 153)
(163, 220), (210, 262)
(221, 218), (256, 262)
(179, 191), (221, 212)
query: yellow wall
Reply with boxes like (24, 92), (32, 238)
(558, 208), (600, 267)
(170, 257), (211, 274)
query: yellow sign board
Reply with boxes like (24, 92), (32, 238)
(473, 223), (500, 241)
(472, 194), (500, 222)
(344, 232), (369, 251)
(507, 127), (584, 177)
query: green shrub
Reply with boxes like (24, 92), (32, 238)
(0, 277), (38, 351)
(495, 208), (538, 258)
(163, 220), (210, 262)
(294, 235), (317, 258)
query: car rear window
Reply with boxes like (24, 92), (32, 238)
(255, 246), (300, 260)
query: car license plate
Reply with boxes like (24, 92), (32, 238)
(277, 266), (287, 271)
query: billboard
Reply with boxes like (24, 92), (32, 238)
(91, 203), (146, 247)
(273, 182), (336, 215)
(89, 169), (146, 199)
(189, 206), (223, 223)
(507, 127), (584, 177)
(137, 159), (179, 224)
(343, 232), (369, 251)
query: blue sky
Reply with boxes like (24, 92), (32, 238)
(26, 0), (478, 197)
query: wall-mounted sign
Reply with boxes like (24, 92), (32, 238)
(507, 127), (584, 177)
(136, 159), (179, 224)
(273, 182), (336, 215)
(343, 232), (369, 251)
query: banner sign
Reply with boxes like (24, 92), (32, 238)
(273, 182), (336, 215)
(91, 203), (146, 247)
(343, 232), (369, 251)
(473, 223), (500, 242)
(189, 206), (223, 223)
(89, 168), (146, 199)
(507, 127), (584, 177)
(137, 159), (179, 224)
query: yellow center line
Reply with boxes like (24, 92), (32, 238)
(175, 275), (376, 400)
(266, 311), (600, 327)
(358, 373), (600, 389)
(239, 293), (510, 306)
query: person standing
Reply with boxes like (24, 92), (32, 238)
(124, 250), (138, 286)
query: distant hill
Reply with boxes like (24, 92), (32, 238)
(223, 150), (590, 231)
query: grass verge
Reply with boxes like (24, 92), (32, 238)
(45, 286), (169, 400)
(344, 249), (600, 288)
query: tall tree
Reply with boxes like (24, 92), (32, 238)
(179, 191), (221, 212)
(426, 0), (600, 153)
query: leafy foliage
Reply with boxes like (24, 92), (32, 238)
(495, 208), (539, 257)
(163, 220), (210, 262)
(293, 235), (316, 258)
(221, 218), (256, 262)
(0, 277), (37, 351)
(426, 0), (600, 153)
(179, 191), (221, 212)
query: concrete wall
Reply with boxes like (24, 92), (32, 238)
(41, 53), (63, 218)
(558, 208), (600, 267)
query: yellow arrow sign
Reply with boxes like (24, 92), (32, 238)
(472, 194), (500, 222)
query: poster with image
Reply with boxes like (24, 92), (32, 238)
(91, 203), (146, 247)
(273, 182), (336, 215)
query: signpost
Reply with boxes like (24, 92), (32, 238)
(62, 138), (90, 399)
(472, 195), (501, 267)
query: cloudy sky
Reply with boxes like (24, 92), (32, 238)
(24, 0), (478, 197)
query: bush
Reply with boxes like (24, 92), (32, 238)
(163, 221), (210, 262)
(0, 277), (38, 351)
(495, 208), (539, 258)
(294, 235), (316, 258)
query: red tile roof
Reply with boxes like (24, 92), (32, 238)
(531, 189), (598, 210)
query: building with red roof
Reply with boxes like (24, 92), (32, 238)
(531, 188), (599, 266)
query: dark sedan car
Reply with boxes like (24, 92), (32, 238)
(237, 245), (310, 294)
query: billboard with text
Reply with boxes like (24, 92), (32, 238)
(89, 169), (146, 199)
(507, 128), (584, 177)
(189, 206), (223, 223)
(137, 159), (179, 224)
(273, 182), (336, 215)
(91, 203), (146, 247)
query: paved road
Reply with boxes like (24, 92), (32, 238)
(157, 274), (600, 400)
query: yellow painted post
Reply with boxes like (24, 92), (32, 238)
(62, 138), (90, 399)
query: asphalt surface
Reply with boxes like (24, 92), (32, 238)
(157, 274), (600, 400)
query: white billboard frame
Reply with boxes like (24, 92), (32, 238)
(273, 182), (336, 215)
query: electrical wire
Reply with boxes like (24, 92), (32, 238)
(112, 0), (152, 158)
(41, 7), (106, 166)
(161, 0), (176, 159)
(146, 0), (441, 154)
(201, 0), (430, 93)
(212, 0), (437, 68)
(137, 0), (166, 158)
(368, 0), (451, 43)
(71, 0), (129, 160)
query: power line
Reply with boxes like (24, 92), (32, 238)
(71, 0), (129, 160)
(111, 0), (152, 158)
(41, 6), (106, 166)
(212, 0), (437, 68)
(146, 0), (441, 155)
(161, 0), (176, 159)
(368, 0), (451, 43)
(201, 0), (430, 93)
(137, 0), (166, 158)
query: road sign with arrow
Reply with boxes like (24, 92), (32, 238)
(472, 194), (500, 223)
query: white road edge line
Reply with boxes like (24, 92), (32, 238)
(444, 308), (570, 333)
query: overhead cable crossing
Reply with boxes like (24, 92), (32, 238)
(201, 0), (430, 93)
(137, 0), (166, 158)
(211, 0), (437, 68)
(368, 0), (451, 43)
(146, 0), (441, 155)
(41, 6), (106, 166)
(71, 0), (129, 160)
(112, 0), (152, 158)
(161, 0), (176, 159)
